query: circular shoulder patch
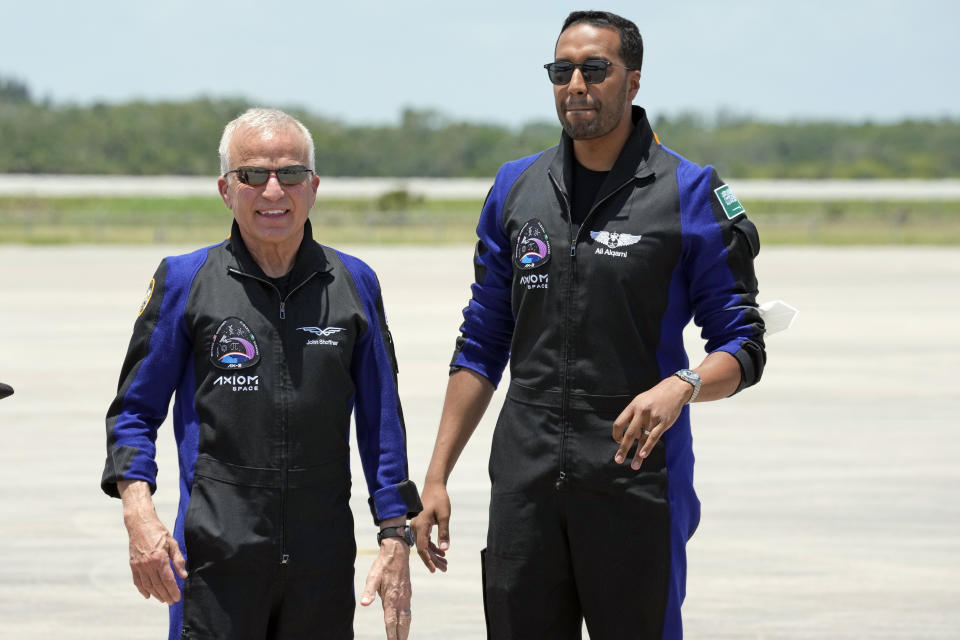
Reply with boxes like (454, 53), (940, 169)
(137, 278), (155, 317)
(210, 317), (261, 370)
(514, 218), (552, 270)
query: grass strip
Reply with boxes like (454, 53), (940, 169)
(1, 196), (958, 245)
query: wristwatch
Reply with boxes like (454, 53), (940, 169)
(377, 525), (414, 547)
(673, 369), (702, 403)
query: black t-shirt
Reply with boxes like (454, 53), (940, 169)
(269, 272), (293, 299)
(570, 160), (609, 226)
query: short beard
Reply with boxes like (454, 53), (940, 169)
(558, 79), (628, 140)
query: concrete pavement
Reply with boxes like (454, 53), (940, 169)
(0, 245), (957, 639)
(3, 174), (960, 200)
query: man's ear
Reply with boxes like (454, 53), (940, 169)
(218, 177), (232, 209)
(627, 70), (641, 102)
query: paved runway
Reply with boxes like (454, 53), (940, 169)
(3, 174), (960, 200)
(0, 244), (957, 639)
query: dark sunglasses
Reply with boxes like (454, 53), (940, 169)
(224, 165), (313, 186)
(543, 59), (635, 85)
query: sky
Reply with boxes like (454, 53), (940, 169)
(2, 0), (958, 127)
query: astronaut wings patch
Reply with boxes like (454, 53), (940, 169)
(590, 230), (642, 259)
(590, 231), (642, 249)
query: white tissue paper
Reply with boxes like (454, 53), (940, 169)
(758, 300), (798, 335)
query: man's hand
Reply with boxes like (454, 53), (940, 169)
(410, 369), (494, 574)
(118, 480), (187, 605)
(612, 375), (692, 470)
(360, 537), (412, 640)
(410, 482), (450, 573)
(613, 353), (743, 469)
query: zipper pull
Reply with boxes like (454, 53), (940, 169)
(280, 301), (286, 320)
(281, 554), (290, 564)
(570, 244), (577, 257)
(555, 471), (567, 490)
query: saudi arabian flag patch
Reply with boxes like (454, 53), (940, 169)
(714, 184), (745, 219)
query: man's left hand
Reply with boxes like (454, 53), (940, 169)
(360, 537), (412, 640)
(612, 375), (693, 470)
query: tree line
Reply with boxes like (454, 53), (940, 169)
(1, 80), (958, 178)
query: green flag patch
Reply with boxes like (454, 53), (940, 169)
(714, 185), (745, 219)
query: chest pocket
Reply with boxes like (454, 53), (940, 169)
(288, 321), (355, 392)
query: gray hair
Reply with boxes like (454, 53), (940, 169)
(218, 108), (315, 175)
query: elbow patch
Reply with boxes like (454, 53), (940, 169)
(732, 216), (760, 258)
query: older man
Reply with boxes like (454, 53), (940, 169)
(412, 10), (766, 640)
(102, 108), (421, 640)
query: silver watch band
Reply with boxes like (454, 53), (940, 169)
(674, 369), (701, 403)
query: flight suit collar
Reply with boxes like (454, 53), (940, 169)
(548, 105), (658, 207)
(226, 218), (332, 283)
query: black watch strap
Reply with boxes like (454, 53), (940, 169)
(377, 525), (414, 547)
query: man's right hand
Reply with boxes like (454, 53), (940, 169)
(410, 482), (451, 573)
(411, 368), (495, 574)
(118, 480), (187, 604)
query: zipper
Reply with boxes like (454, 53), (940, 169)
(555, 471), (567, 491)
(227, 267), (318, 320)
(227, 266), (320, 564)
(571, 174), (648, 252)
(548, 172), (573, 491)
(546, 170), (650, 490)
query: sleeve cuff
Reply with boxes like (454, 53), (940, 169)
(712, 338), (766, 395)
(100, 471), (157, 499)
(368, 479), (423, 525)
(450, 340), (506, 388)
(101, 448), (158, 498)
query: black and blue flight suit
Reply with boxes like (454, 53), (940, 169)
(102, 220), (421, 640)
(452, 106), (766, 640)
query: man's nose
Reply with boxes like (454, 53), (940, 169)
(262, 173), (285, 200)
(568, 67), (588, 94)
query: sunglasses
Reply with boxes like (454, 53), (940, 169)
(543, 59), (634, 85)
(224, 165), (313, 186)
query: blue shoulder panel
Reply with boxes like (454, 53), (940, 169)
(103, 245), (210, 495)
(672, 154), (752, 357)
(453, 152), (542, 386)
